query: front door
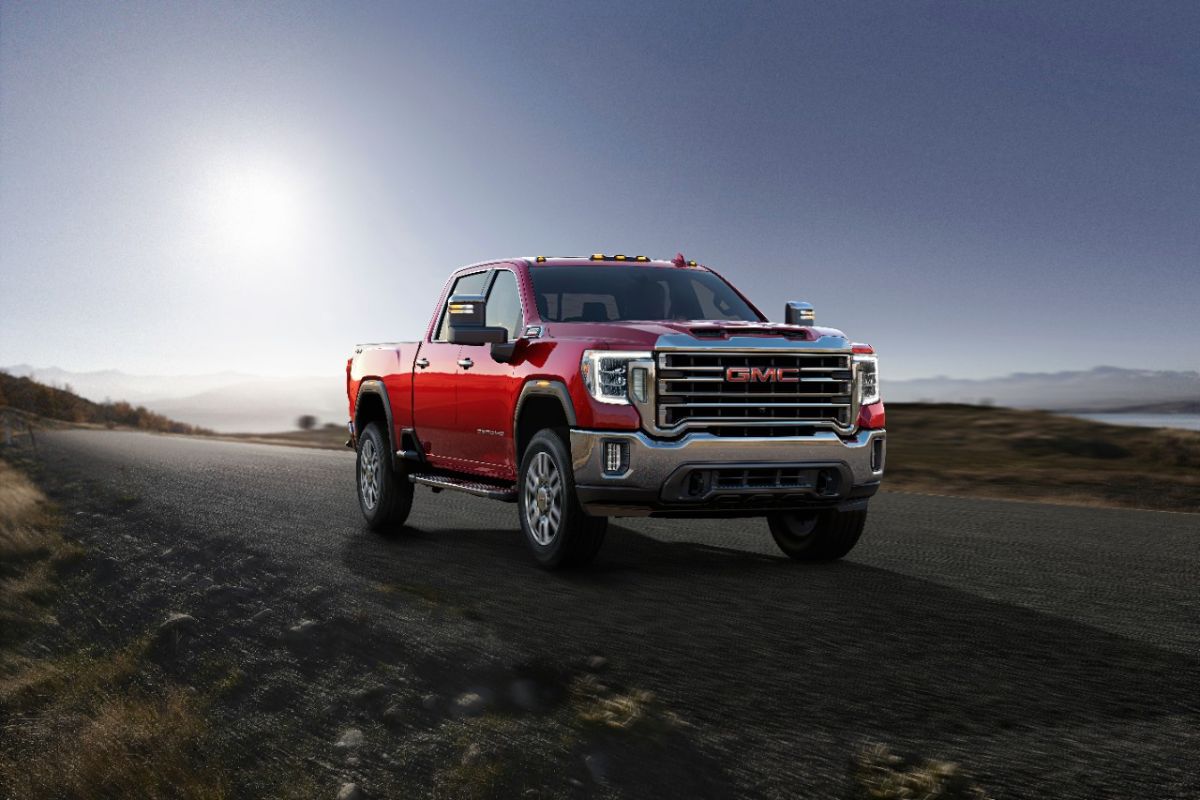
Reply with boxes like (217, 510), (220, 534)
(452, 268), (526, 478)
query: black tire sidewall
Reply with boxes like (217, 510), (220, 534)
(768, 508), (866, 561)
(518, 430), (602, 567)
(356, 422), (411, 530)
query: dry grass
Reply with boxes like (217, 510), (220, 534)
(0, 459), (82, 647)
(2, 688), (228, 800)
(885, 404), (1200, 512)
(570, 673), (683, 735)
(850, 743), (991, 800)
(0, 457), (228, 800)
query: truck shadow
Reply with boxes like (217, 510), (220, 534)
(340, 515), (1200, 797)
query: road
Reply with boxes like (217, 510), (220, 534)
(30, 429), (1200, 798)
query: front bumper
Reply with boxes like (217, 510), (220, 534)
(570, 428), (885, 517)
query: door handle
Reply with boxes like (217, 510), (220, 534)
(415, 357), (430, 369)
(457, 357), (474, 369)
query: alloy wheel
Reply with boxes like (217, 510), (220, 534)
(524, 451), (562, 545)
(359, 437), (380, 510)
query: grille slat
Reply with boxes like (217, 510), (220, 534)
(656, 350), (853, 435)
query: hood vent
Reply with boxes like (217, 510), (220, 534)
(689, 325), (811, 340)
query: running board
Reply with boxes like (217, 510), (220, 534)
(409, 473), (517, 502)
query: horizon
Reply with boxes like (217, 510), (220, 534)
(2, 2), (1198, 381)
(6, 360), (1200, 385)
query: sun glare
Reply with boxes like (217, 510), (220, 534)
(211, 163), (306, 257)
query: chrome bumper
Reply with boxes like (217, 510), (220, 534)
(569, 428), (885, 517)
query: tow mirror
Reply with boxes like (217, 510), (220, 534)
(785, 301), (815, 326)
(447, 294), (508, 346)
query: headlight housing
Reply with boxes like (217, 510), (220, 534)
(855, 354), (880, 406)
(580, 350), (651, 405)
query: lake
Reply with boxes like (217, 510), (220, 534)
(1069, 413), (1200, 432)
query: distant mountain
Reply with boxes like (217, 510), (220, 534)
(2, 366), (345, 433)
(887, 366), (1200, 411)
(145, 377), (346, 434)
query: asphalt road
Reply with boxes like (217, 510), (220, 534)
(31, 429), (1200, 798)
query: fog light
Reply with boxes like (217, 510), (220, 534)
(631, 367), (648, 403)
(603, 441), (629, 475)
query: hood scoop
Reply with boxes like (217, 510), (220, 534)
(688, 324), (813, 341)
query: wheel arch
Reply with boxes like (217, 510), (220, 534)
(513, 379), (577, 465)
(354, 380), (396, 464)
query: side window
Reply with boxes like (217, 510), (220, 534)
(485, 270), (523, 341)
(434, 271), (488, 341)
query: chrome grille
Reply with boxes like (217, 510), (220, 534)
(656, 351), (853, 435)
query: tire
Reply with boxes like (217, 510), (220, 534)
(518, 429), (607, 568)
(356, 421), (413, 532)
(767, 507), (867, 561)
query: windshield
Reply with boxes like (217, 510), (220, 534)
(528, 266), (762, 323)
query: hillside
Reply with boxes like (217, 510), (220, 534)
(885, 403), (1200, 512)
(0, 373), (209, 435)
(3, 365), (345, 433)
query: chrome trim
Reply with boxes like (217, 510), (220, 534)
(635, 345), (861, 437)
(570, 428), (885, 516)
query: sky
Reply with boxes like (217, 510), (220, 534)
(1, 1), (1197, 381)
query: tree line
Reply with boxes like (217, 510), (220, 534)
(0, 372), (211, 435)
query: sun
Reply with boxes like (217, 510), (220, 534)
(211, 162), (305, 257)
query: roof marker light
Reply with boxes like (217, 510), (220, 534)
(614, 254), (627, 261)
(635, 255), (649, 262)
(535, 256), (547, 262)
(687, 260), (697, 267)
(590, 253), (605, 261)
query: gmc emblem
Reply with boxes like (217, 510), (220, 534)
(725, 366), (800, 383)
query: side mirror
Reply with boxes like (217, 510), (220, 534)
(447, 294), (508, 346)
(785, 301), (815, 326)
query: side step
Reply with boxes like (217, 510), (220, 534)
(409, 473), (517, 502)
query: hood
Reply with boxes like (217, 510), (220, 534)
(544, 320), (849, 350)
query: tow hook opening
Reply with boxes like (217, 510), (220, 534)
(870, 437), (885, 473)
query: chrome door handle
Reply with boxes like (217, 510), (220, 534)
(457, 357), (474, 369)
(415, 357), (430, 368)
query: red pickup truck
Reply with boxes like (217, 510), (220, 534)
(346, 254), (885, 568)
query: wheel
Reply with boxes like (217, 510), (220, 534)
(356, 421), (413, 531)
(767, 507), (867, 561)
(518, 429), (608, 568)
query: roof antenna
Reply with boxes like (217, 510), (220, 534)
(672, 252), (687, 268)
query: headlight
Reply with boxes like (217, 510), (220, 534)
(855, 354), (880, 406)
(580, 350), (651, 405)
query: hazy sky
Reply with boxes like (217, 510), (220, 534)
(2, 1), (1197, 380)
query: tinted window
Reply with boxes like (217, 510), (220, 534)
(485, 270), (523, 341)
(434, 271), (489, 341)
(528, 266), (761, 323)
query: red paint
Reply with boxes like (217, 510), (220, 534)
(857, 401), (886, 430)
